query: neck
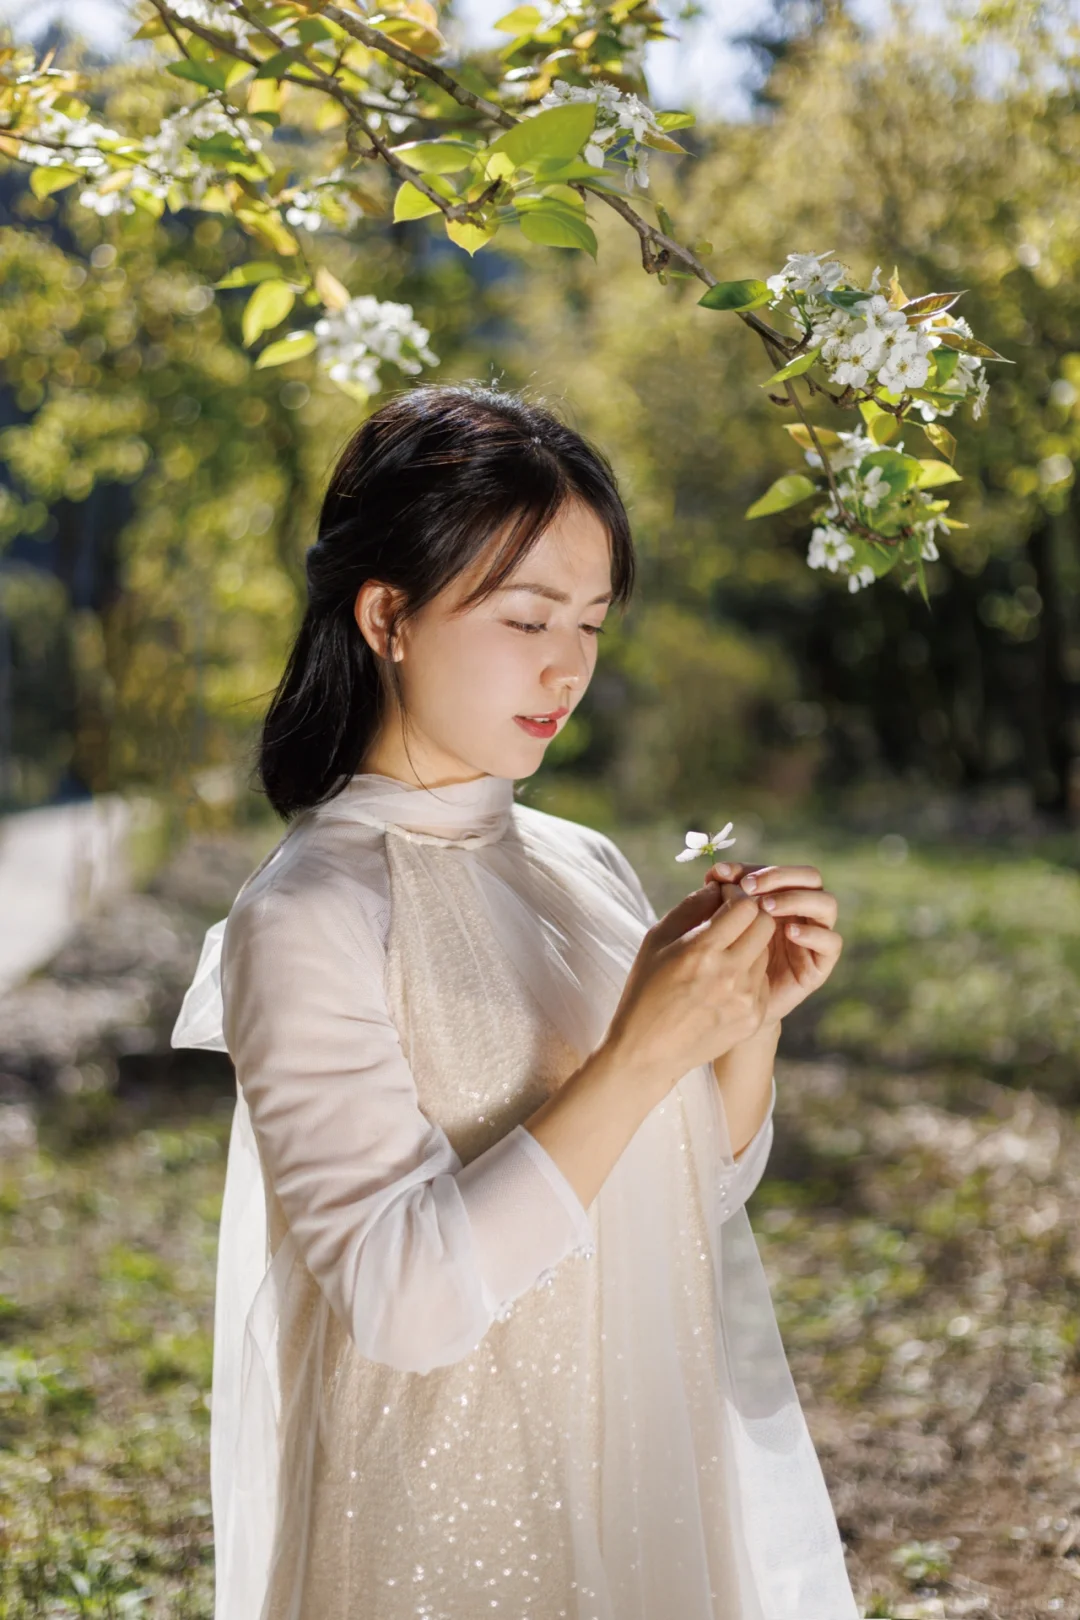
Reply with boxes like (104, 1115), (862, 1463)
(358, 719), (488, 792)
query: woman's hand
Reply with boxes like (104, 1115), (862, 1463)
(703, 861), (843, 1025)
(602, 882), (776, 1099)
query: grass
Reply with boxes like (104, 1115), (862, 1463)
(0, 1086), (228, 1618)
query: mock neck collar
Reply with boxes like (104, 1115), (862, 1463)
(313, 770), (517, 849)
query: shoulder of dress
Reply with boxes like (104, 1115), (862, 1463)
(225, 816), (390, 954)
(509, 803), (630, 880)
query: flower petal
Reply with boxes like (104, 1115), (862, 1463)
(683, 831), (709, 849)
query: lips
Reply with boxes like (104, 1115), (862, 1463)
(516, 706), (569, 723)
(514, 708), (567, 739)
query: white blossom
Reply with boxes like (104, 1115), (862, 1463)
(20, 96), (265, 216)
(674, 823), (737, 862)
(860, 464), (888, 509)
(847, 565), (875, 593)
(808, 525), (855, 573)
(804, 428), (874, 474)
(312, 295), (439, 394)
(833, 359), (870, 389)
(878, 343), (931, 393)
(16, 109), (119, 175)
(971, 371), (990, 420)
(767, 250), (848, 300)
(284, 169), (366, 234)
(538, 79), (665, 192)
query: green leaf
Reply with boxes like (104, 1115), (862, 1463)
(390, 139), (478, 174)
(492, 3), (544, 31)
(761, 348), (821, 386)
(784, 423), (842, 451)
(698, 279), (771, 312)
(255, 47), (318, 82)
(745, 474), (819, 519)
(29, 165), (82, 199)
(242, 279), (296, 346)
(933, 329), (1010, 362)
(254, 330), (317, 368)
(215, 261), (289, 289)
(921, 421), (957, 462)
(486, 102), (597, 170)
(393, 180), (445, 221)
(822, 287), (871, 309)
(859, 404), (899, 445)
(916, 459), (963, 488)
(190, 133), (256, 165)
(445, 216), (499, 255)
(861, 448), (924, 495)
(930, 348), (960, 386)
(294, 16), (336, 42)
(166, 58), (230, 91)
(913, 550), (931, 606)
(514, 197), (597, 255)
(902, 291), (965, 320)
(655, 110), (695, 131)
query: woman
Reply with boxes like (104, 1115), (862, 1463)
(172, 381), (859, 1620)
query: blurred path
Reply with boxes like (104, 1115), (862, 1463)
(0, 796), (133, 995)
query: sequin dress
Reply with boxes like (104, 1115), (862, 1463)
(296, 839), (600, 1617)
(188, 771), (860, 1620)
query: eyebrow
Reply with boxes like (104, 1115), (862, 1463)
(493, 582), (614, 605)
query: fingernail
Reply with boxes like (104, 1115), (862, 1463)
(715, 863), (731, 877)
(788, 923), (800, 937)
(742, 874), (757, 892)
(762, 896), (776, 911)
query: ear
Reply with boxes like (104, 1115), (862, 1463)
(354, 581), (404, 662)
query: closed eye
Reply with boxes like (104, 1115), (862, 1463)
(506, 621), (606, 636)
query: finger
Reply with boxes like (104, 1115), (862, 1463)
(651, 882), (725, 948)
(698, 889), (763, 950)
(704, 860), (746, 886)
(758, 888), (838, 928)
(740, 865), (824, 897)
(720, 907), (777, 966)
(779, 921), (843, 959)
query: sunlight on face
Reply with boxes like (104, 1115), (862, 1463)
(360, 497), (614, 787)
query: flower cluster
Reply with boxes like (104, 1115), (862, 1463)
(675, 824), (736, 863)
(19, 97), (264, 216)
(801, 429), (949, 592)
(16, 108), (119, 181)
(283, 168), (368, 234)
(766, 251), (991, 424)
(537, 78), (664, 192)
(312, 295), (439, 396)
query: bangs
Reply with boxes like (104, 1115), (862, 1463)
(451, 459), (635, 617)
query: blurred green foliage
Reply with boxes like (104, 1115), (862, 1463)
(1, 3), (1079, 837)
(495, 2), (1080, 821)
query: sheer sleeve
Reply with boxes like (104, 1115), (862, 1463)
(221, 870), (595, 1377)
(592, 829), (776, 1196)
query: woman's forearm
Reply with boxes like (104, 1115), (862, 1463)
(711, 1021), (781, 1158)
(522, 1038), (670, 1212)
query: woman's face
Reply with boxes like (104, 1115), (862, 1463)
(355, 496), (614, 786)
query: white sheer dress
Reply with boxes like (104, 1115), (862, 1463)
(171, 770), (859, 1620)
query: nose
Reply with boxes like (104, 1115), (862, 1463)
(545, 650), (587, 705)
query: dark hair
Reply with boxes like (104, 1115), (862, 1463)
(258, 380), (636, 820)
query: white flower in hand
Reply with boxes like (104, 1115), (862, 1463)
(675, 823), (736, 862)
